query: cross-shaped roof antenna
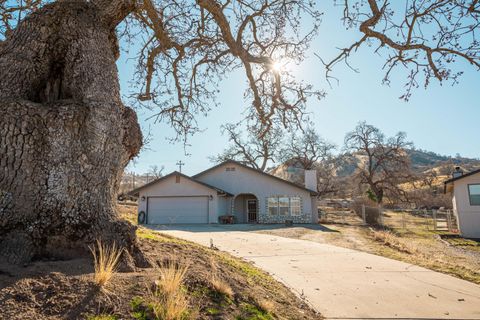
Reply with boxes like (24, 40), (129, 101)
(176, 160), (185, 173)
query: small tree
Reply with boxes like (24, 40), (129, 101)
(344, 122), (413, 205)
(148, 165), (165, 179)
(210, 124), (283, 171)
(280, 127), (338, 196)
(280, 127), (336, 170)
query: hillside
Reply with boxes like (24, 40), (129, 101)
(270, 149), (480, 189)
(334, 149), (480, 178)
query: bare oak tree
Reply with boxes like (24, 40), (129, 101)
(344, 122), (413, 204)
(0, 0), (320, 265)
(280, 127), (338, 196)
(280, 127), (336, 170)
(210, 123), (282, 171)
(148, 165), (165, 179)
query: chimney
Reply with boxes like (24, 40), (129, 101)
(452, 166), (464, 178)
(305, 170), (317, 192)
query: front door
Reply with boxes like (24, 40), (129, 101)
(247, 199), (257, 223)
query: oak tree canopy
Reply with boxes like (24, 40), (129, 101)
(2, 0), (478, 137)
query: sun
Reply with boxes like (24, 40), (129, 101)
(271, 61), (283, 73)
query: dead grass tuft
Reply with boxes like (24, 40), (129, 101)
(211, 276), (234, 298)
(148, 261), (190, 320)
(89, 240), (123, 287)
(371, 230), (417, 254)
(209, 257), (234, 299)
(256, 299), (275, 314)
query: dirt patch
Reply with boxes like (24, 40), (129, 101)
(0, 206), (321, 320)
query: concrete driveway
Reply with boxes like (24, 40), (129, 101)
(154, 224), (480, 320)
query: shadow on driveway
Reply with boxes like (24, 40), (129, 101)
(147, 223), (338, 233)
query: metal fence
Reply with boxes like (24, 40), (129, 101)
(319, 205), (459, 233)
(381, 208), (458, 233)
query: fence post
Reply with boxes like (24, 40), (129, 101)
(433, 210), (437, 231)
(361, 204), (366, 224)
(446, 210), (452, 232)
(424, 209), (429, 230)
(378, 205), (384, 226)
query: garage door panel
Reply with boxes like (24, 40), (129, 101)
(148, 197), (208, 224)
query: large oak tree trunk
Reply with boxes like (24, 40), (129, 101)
(0, 0), (149, 268)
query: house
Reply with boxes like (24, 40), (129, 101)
(444, 167), (480, 238)
(129, 160), (318, 224)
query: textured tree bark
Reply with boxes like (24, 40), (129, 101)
(0, 0), (149, 268)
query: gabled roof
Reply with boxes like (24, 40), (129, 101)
(128, 171), (233, 197)
(444, 168), (480, 185)
(193, 159), (318, 196)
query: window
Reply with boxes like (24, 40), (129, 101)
(279, 197), (289, 215)
(290, 197), (301, 216)
(268, 197), (279, 215)
(225, 167), (236, 172)
(468, 184), (480, 206)
(267, 196), (302, 216)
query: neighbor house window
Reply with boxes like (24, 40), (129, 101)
(267, 196), (302, 216)
(468, 184), (480, 206)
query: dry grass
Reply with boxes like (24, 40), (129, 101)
(148, 262), (190, 320)
(370, 230), (417, 254)
(89, 240), (123, 287)
(211, 276), (234, 298)
(256, 299), (275, 314)
(209, 257), (234, 298)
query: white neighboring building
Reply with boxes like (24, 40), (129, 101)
(130, 160), (318, 225)
(444, 168), (480, 238)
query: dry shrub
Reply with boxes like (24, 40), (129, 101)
(209, 257), (234, 299)
(211, 276), (234, 298)
(89, 240), (123, 287)
(256, 299), (275, 314)
(148, 262), (190, 320)
(371, 230), (416, 254)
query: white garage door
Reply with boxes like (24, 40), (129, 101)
(147, 196), (209, 224)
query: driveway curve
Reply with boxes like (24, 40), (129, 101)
(154, 224), (480, 320)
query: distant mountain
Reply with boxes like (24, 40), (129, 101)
(408, 149), (479, 170)
(270, 149), (480, 184)
(336, 149), (480, 177)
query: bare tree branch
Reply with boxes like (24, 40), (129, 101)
(328, 0), (480, 100)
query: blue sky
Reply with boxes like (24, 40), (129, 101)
(118, 2), (479, 176)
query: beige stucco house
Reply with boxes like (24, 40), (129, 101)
(130, 160), (318, 224)
(444, 168), (480, 238)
